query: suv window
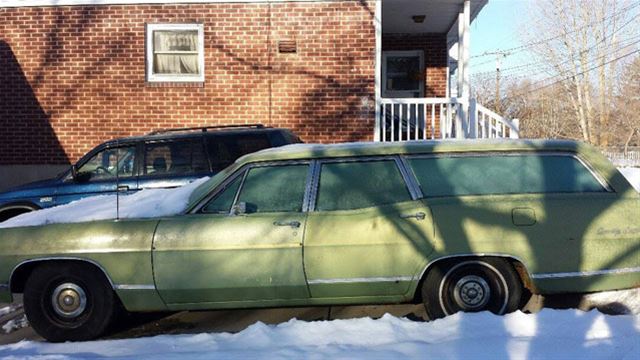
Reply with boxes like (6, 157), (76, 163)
(145, 138), (208, 176)
(207, 133), (272, 172)
(315, 159), (412, 211)
(236, 164), (308, 213)
(76, 146), (136, 181)
(408, 154), (607, 197)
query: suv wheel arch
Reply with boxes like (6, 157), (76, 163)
(0, 202), (40, 222)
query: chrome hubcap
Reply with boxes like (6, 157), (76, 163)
(51, 283), (87, 318)
(453, 275), (490, 310)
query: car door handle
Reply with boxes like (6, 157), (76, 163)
(273, 220), (301, 228)
(400, 212), (426, 221)
(117, 185), (129, 192)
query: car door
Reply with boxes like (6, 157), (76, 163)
(137, 137), (210, 190)
(152, 161), (311, 305)
(303, 157), (435, 299)
(55, 144), (138, 205)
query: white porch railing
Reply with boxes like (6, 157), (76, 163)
(376, 97), (519, 141)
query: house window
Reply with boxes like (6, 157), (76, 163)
(382, 50), (424, 98)
(146, 23), (204, 83)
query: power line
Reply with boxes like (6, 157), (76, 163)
(513, 48), (640, 96)
(473, 35), (640, 78)
(471, 1), (640, 59)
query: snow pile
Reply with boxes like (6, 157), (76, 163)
(0, 310), (638, 359)
(2, 314), (28, 334)
(0, 177), (209, 229)
(619, 167), (640, 192)
(0, 306), (14, 317)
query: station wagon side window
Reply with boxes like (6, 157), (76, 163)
(144, 138), (208, 176)
(202, 163), (308, 214)
(235, 164), (308, 213)
(76, 146), (136, 181)
(408, 153), (607, 197)
(315, 159), (412, 211)
(201, 175), (243, 214)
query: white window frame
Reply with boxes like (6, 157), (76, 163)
(146, 23), (205, 83)
(381, 50), (425, 98)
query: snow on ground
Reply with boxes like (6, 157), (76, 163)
(0, 307), (12, 317)
(586, 288), (640, 314)
(0, 310), (638, 360)
(619, 167), (640, 192)
(0, 177), (209, 229)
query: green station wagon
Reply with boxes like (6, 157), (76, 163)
(0, 140), (638, 342)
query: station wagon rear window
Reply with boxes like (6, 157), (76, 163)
(408, 154), (607, 197)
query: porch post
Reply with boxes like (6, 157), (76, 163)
(462, 0), (470, 99)
(457, 13), (464, 99)
(374, 0), (382, 141)
(455, 0), (471, 138)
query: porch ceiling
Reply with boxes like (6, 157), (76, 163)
(382, 0), (487, 34)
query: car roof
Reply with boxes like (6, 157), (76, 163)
(100, 127), (289, 146)
(236, 139), (593, 163)
(187, 138), (633, 210)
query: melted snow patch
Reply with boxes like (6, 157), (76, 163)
(0, 310), (638, 359)
(0, 177), (209, 229)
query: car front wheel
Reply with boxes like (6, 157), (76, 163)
(23, 262), (119, 342)
(422, 258), (522, 320)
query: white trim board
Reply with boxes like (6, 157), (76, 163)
(0, 0), (343, 8)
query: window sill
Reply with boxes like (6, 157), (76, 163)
(146, 81), (205, 88)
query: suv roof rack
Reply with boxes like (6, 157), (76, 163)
(148, 124), (265, 135)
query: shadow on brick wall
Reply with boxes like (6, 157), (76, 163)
(0, 40), (69, 166)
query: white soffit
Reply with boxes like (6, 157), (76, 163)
(383, 0), (486, 34)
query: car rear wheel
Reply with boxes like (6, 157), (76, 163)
(422, 258), (522, 320)
(23, 262), (120, 342)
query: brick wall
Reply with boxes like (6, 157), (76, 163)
(0, 2), (447, 166)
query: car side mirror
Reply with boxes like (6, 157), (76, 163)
(70, 165), (78, 180)
(230, 202), (247, 216)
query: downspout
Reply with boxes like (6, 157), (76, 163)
(373, 0), (382, 141)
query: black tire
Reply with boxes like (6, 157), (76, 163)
(23, 262), (119, 342)
(422, 258), (522, 320)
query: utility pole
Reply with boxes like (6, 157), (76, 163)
(477, 50), (510, 113)
(494, 51), (509, 114)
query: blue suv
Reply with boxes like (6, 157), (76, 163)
(0, 124), (301, 222)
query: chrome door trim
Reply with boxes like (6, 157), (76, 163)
(302, 160), (320, 213)
(397, 155), (423, 199)
(307, 276), (413, 285)
(114, 284), (156, 290)
(531, 267), (640, 279)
